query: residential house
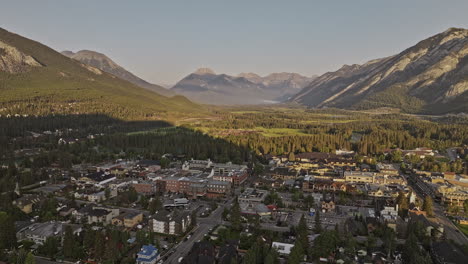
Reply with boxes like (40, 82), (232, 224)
(87, 206), (119, 225)
(321, 200), (336, 212)
(88, 189), (117, 202)
(112, 212), (143, 228)
(13, 195), (44, 214)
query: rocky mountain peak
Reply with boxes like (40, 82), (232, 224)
(61, 49), (175, 97)
(0, 40), (41, 73)
(290, 27), (468, 114)
(194, 67), (215, 75)
(63, 50), (120, 70)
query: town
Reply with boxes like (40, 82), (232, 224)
(2, 144), (468, 264)
(1, 4), (468, 263)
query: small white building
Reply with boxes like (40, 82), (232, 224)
(272, 242), (294, 255)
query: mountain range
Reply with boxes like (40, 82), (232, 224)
(290, 27), (468, 114)
(1, 26), (467, 116)
(0, 27), (200, 120)
(61, 50), (175, 97)
(171, 68), (315, 105)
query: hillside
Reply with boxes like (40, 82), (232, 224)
(0, 27), (201, 120)
(61, 50), (175, 97)
(172, 68), (314, 105)
(290, 28), (468, 114)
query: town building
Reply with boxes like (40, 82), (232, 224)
(150, 209), (191, 235)
(376, 163), (399, 176)
(16, 221), (82, 245)
(113, 212), (144, 228)
(13, 195), (45, 214)
(344, 171), (375, 183)
(272, 242), (295, 255)
(136, 244), (159, 264)
(238, 188), (268, 204)
(75, 205), (119, 225)
(133, 181), (157, 195)
(77, 170), (117, 187)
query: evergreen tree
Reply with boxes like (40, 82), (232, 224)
(94, 232), (105, 260)
(191, 211), (197, 227)
(24, 252), (35, 264)
(0, 211), (17, 249)
(63, 226), (76, 259)
(38, 237), (59, 258)
(464, 200), (468, 217)
(396, 191), (409, 217)
(16, 249), (28, 264)
(148, 196), (162, 214)
(422, 196), (434, 217)
(314, 209), (322, 234)
(231, 199), (242, 231)
(288, 241), (304, 264)
(311, 231), (338, 260)
(304, 194), (315, 209)
(83, 227), (96, 251)
(104, 188), (111, 200)
(264, 248), (279, 264)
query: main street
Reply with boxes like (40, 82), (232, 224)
(163, 198), (230, 264)
(407, 176), (468, 245)
(433, 203), (468, 245)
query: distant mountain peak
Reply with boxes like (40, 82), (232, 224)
(194, 67), (215, 75)
(238, 72), (261, 78)
(61, 49), (175, 97)
(63, 49), (120, 69)
(173, 69), (315, 105)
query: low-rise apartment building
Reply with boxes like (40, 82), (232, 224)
(150, 209), (191, 235)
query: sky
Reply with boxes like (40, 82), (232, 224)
(1, 0), (468, 85)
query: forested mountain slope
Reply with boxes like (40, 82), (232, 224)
(0, 27), (201, 120)
(290, 28), (468, 114)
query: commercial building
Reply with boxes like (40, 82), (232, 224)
(344, 171), (375, 183)
(132, 181), (157, 195)
(238, 188), (268, 204)
(16, 221), (82, 245)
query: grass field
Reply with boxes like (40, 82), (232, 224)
(456, 224), (468, 237)
(255, 127), (309, 137)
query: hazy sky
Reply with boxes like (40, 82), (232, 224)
(1, 0), (468, 84)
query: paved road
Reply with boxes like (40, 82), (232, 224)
(433, 204), (468, 245)
(35, 256), (74, 264)
(163, 199), (230, 264)
(407, 177), (468, 245)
